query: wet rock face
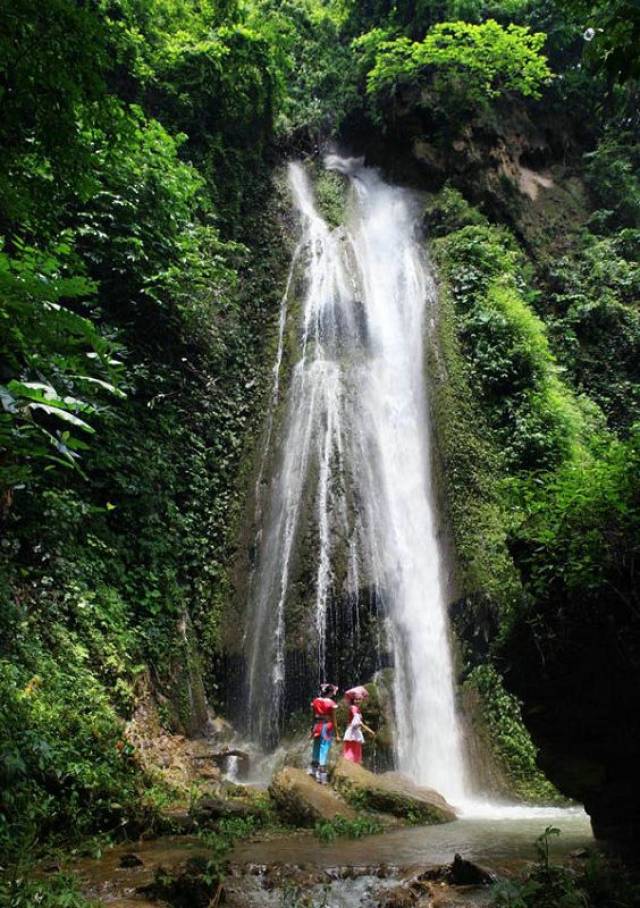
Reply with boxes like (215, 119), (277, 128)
(268, 766), (357, 826)
(505, 614), (640, 843)
(162, 611), (209, 738)
(333, 672), (397, 773)
(332, 757), (457, 824)
(125, 676), (223, 796)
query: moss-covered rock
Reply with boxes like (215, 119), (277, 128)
(462, 665), (565, 804)
(332, 757), (456, 824)
(313, 166), (349, 228)
(269, 766), (357, 826)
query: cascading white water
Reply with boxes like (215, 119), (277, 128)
(245, 156), (467, 803)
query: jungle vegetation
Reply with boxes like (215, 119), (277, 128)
(0, 0), (639, 898)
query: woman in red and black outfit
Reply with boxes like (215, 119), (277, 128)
(308, 683), (339, 784)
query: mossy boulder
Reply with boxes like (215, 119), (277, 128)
(269, 766), (357, 827)
(332, 757), (456, 824)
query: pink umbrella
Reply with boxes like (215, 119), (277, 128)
(345, 685), (369, 701)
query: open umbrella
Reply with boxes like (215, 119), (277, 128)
(345, 685), (369, 701)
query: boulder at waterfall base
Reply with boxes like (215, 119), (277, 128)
(332, 757), (456, 823)
(269, 766), (357, 826)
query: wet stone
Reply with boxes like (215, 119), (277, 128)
(119, 852), (144, 869)
(448, 854), (496, 886)
(157, 806), (197, 833)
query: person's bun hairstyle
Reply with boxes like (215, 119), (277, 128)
(320, 682), (339, 697)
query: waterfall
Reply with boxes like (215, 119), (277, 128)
(244, 157), (468, 804)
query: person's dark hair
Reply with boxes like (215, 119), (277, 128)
(320, 682), (338, 697)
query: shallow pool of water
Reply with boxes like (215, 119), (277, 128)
(231, 808), (593, 876)
(70, 807), (594, 905)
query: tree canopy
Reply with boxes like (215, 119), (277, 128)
(358, 19), (552, 103)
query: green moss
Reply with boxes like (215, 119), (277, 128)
(433, 220), (595, 475)
(166, 612), (208, 737)
(427, 266), (520, 615)
(464, 665), (564, 804)
(334, 771), (453, 823)
(428, 201), (600, 623)
(313, 168), (348, 228)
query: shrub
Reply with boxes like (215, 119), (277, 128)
(313, 815), (384, 842)
(358, 19), (552, 108)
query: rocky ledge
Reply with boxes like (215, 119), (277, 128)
(268, 766), (357, 826)
(333, 757), (457, 824)
(268, 759), (457, 828)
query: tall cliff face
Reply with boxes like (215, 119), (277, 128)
(337, 90), (640, 839)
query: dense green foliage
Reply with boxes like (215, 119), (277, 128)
(0, 243), (124, 490)
(435, 221), (591, 473)
(563, 0), (640, 83)
(547, 138), (640, 431)
(359, 20), (551, 104)
(428, 161), (639, 809)
(0, 0), (291, 865)
(464, 666), (561, 802)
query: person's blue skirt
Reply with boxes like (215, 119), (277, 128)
(312, 728), (334, 766)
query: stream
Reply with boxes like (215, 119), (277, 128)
(71, 808), (593, 906)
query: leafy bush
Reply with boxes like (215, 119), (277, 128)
(424, 185), (488, 237)
(259, 0), (360, 137)
(508, 427), (640, 604)
(358, 19), (552, 109)
(0, 0), (291, 863)
(0, 242), (124, 491)
(0, 590), (151, 862)
(562, 0), (640, 84)
(546, 228), (640, 432)
(0, 872), (97, 908)
(435, 222), (590, 472)
(584, 132), (640, 229)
